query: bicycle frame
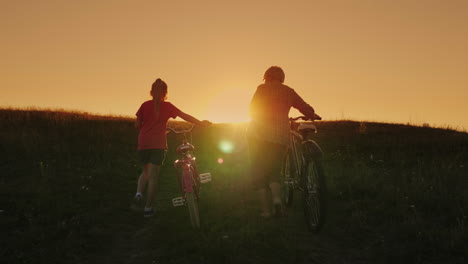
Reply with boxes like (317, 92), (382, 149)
(283, 115), (327, 233)
(174, 154), (198, 194)
(288, 130), (304, 189)
(168, 126), (211, 228)
(169, 127), (199, 199)
(287, 118), (323, 189)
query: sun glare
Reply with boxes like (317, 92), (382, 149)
(204, 87), (252, 123)
(218, 140), (234, 153)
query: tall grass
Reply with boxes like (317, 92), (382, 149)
(1, 109), (467, 263)
(319, 121), (467, 262)
(1, 109), (138, 263)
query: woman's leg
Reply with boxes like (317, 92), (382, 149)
(258, 187), (272, 217)
(268, 144), (288, 216)
(269, 182), (282, 205)
(249, 138), (271, 216)
(269, 182), (286, 216)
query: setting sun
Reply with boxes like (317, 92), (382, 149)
(1, 1), (468, 130)
(203, 87), (253, 123)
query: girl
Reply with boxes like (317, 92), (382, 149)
(134, 78), (211, 217)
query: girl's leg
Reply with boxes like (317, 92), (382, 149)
(145, 164), (161, 208)
(131, 169), (147, 210)
(136, 169), (148, 195)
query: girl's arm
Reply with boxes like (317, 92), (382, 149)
(178, 112), (211, 127)
(135, 117), (142, 130)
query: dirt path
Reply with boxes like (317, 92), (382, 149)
(91, 197), (374, 264)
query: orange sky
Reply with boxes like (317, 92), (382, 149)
(1, 0), (467, 130)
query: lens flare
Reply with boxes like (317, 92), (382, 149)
(217, 158), (224, 164)
(218, 140), (234, 153)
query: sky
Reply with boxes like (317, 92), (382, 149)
(1, 0), (467, 130)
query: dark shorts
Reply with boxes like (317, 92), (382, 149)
(138, 149), (167, 165)
(248, 137), (287, 189)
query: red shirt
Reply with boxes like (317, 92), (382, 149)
(136, 100), (181, 150)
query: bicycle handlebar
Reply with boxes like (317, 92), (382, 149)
(166, 125), (195, 134)
(289, 114), (322, 122)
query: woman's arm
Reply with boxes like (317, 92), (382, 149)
(248, 85), (262, 120)
(291, 90), (316, 120)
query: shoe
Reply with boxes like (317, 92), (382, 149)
(259, 211), (272, 219)
(130, 195), (142, 211)
(273, 204), (286, 217)
(143, 208), (155, 218)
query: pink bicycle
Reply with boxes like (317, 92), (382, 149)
(167, 126), (211, 228)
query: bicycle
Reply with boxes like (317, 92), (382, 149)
(282, 115), (327, 233)
(167, 125), (211, 229)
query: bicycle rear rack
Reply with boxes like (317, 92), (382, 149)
(172, 197), (185, 207)
(199, 173), (212, 183)
(172, 173), (211, 207)
(284, 178), (294, 186)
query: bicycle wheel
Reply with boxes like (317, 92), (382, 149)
(183, 167), (200, 228)
(282, 150), (295, 207)
(301, 156), (327, 233)
(186, 192), (200, 228)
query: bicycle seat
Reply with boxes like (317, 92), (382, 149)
(297, 122), (317, 132)
(177, 143), (195, 154)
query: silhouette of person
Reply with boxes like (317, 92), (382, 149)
(133, 78), (211, 217)
(247, 66), (320, 217)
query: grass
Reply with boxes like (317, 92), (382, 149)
(0, 109), (467, 264)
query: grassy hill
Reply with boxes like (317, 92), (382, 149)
(1, 109), (467, 264)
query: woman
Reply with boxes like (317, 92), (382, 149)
(247, 66), (320, 218)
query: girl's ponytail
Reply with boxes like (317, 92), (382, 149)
(151, 78), (168, 119)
